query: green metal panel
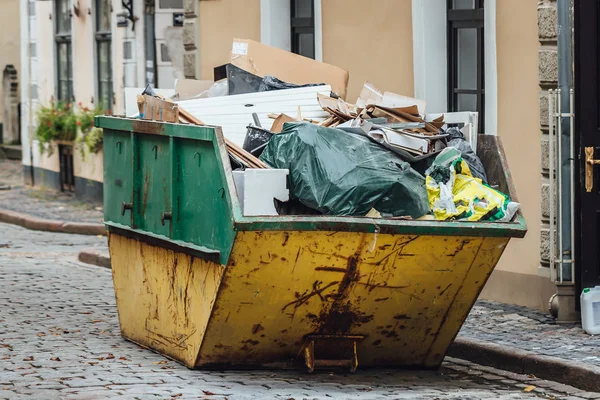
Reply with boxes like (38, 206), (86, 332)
(103, 129), (133, 226)
(96, 116), (238, 265)
(173, 137), (233, 253)
(136, 134), (171, 237)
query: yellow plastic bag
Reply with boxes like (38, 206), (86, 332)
(426, 148), (519, 222)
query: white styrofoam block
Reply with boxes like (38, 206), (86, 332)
(232, 170), (245, 213)
(238, 169), (289, 216)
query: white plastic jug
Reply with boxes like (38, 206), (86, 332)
(580, 286), (600, 335)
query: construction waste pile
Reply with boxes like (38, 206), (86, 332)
(133, 38), (519, 222)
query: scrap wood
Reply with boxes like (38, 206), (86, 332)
(363, 105), (438, 134)
(177, 104), (268, 169)
(137, 95), (179, 123)
(325, 107), (352, 121)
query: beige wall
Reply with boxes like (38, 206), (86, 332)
(479, 0), (553, 310)
(198, 0), (260, 80)
(74, 148), (104, 182)
(0, 0), (21, 125)
(73, 0), (95, 107)
(322, 0), (414, 102)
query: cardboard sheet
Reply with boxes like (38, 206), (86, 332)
(229, 38), (349, 100)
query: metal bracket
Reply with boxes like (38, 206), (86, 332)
(121, 202), (133, 216)
(301, 335), (363, 374)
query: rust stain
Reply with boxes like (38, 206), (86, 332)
(132, 119), (166, 136)
(314, 266), (350, 273)
(357, 282), (411, 291)
(364, 236), (419, 266)
(282, 233), (289, 246)
(447, 239), (471, 257)
(251, 324), (264, 335)
(281, 281), (338, 311)
(439, 283), (452, 296)
(374, 297), (389, 302)
(393, 314), (411, 320)
(313, 255), (374, 335)
(142, 173), (150, 216)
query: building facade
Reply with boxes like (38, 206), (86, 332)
(19, 0), (184, 201)
(0, 0), (21, 145)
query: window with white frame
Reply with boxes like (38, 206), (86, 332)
(55, 0), (73, 102)
(447, 0), (485, 132)
(96, 0), (112, 109)
(290, 0), (315, 59)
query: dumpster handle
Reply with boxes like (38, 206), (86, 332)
(116, 141), (122, 154)
(161, 211), (172, 226)
(152, 145), (158, 160)
(121, 201), (133, 216)
(194, 152), (201, 167)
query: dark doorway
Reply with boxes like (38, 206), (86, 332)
(59, 144), (75, 192)
(574, 0), (600, 295)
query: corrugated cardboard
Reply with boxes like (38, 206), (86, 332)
(229, 38), (349, 100)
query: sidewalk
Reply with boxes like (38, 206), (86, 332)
(452, 300), (600, 392)
(0, 159), (104, 235)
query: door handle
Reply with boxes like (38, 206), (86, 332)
(585, 147), (600, 192)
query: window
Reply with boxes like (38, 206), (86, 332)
(96, 0), (113, 109)
(447, 0), (484, 132)
(55, 0), (73, 102)
(291, 0), (315, 59)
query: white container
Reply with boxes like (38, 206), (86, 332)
(580, 286), (600, 335)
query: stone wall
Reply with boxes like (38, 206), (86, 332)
(183, 0), (199, 79)
(538, 0), (557, 275)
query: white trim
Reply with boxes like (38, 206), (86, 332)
(259, 0), (322, 61)
(411, 0), (447, 114)
(260, 0), (291, 51)
(412, 0), (498, 134)
(484, 0), (498, 135)
(314, 0), (323, 62)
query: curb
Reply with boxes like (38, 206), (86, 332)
(0, 208), (106, 236)
(449, 337), (600, 392)
(78, 248), (111, 269)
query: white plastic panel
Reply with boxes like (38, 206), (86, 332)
(177, 85), (331, 146)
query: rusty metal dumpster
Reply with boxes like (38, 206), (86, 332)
(96, 116), (526, 371)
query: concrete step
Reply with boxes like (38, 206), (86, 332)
(0, 144), (22, 160)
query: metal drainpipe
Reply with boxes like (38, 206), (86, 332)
(27, 0), (34, 186)
(557, 0), (573, 283)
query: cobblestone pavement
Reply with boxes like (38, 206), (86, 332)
(458, 301), (598, 366)
(0, 159), (103, 224)
(2, 223), (599, 399)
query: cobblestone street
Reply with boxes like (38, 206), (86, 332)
(0, 222), (597, 399)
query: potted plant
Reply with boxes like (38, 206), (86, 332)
(76, 104), (106, 159)
(35, 102), (78, 155)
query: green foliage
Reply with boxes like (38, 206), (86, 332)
(35, 101), (105, 158)
(35, 102), (78, 155)
(75, 104), (104, 159)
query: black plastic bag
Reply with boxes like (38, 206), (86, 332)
(258, 76), (325, 92)
(259, 122), (430, 218)
(446, 127), (488, 183)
